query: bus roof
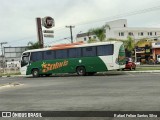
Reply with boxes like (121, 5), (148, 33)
(23, 41), (123, 53)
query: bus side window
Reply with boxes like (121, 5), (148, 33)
(82, 46), (96, 57)
(55, 49), (68, 59)
(43, 51), (55, 60)
(30, 52), (43, 62)
(97, 45), (113, 56)
(68, 48), (81, 58)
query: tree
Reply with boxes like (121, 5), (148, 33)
(27, 41), (41, 49)
(87, 38), (97, 43)
(88, 26), (106, 42)
(124, 36), (135, 57)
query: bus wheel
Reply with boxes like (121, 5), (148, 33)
(76, 66), (86, 76)
(32, 69), (39, 77)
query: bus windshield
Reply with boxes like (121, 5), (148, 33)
(21, 53), (30, 67)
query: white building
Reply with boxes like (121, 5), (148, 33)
(76, 33), (99, 43)
(76, 19), (160, 43)
(4, 46), (28, 62)
(106, 19), (160, 41)
(6, 61), (20, 69)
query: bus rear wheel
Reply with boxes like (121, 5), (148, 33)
(76, 66), (86, 76)
(32, 69), (39, 77)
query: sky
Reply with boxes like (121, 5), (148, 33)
(1, 0), (160, 49)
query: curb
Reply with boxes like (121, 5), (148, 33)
(124, 70), (160, 73)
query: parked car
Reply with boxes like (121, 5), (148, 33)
(123, 61), (136, 70)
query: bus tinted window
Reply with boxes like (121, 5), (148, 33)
(31, 52), (43, 62)
(56, 50), (68, 59)
(82, 46), (96, 57)
(68, 48), (81, 58)
(43, 51), (55, 60)
(97, 45), (113, 56)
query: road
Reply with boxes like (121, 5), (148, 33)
(0, 73), (160, 120)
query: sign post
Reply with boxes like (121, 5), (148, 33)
(36, 18), (44, 48)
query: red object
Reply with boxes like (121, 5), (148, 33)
(124, 61), (136, 70)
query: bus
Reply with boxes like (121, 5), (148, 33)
(20, 41), (125, 77)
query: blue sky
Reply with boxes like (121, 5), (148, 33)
(1, 0), (160, 49)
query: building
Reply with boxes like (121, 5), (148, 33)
(152, 42), (160, 62)
(106, 19), (160, 41)
(76, 19), (160, 43)
(76, 33), (99, 43)
(4, 46), (28, 62)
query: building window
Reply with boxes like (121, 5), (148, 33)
(141, 32), (144, 36)
(119, 32), (124, 36)
(148, 32), (152, 36)
(124, 24), (126, 27)
(94, 36), (96, 39)
(139, 32), (143, 36)
(155, 32), (157, 35)
(128, 32), (133, 36)
(84, 37), (87, 41)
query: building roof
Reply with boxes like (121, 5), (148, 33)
(76, 32), (95, 38)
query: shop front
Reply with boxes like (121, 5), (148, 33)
(152, 42), (160, 63)
(135, 45), (152, 64)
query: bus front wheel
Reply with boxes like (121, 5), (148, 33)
(76, 66), (86, 76)
(32, 69), (39, 77)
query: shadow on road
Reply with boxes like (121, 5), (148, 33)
(25, 71), (127, 78)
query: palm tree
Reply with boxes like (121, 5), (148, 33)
(27, 41), (41, 49)
(88, 26), (106, 42)
(124, 36), (135, 57)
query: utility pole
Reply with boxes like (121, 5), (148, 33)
(66, 26), (75, 43)
(0, 42), (7, 73)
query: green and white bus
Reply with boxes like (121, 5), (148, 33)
(20, 41), (125, 77)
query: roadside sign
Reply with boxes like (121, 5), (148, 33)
(42, 16), (54, 29)
(43, 30), (54, 33)
(44, 34), (54, 38)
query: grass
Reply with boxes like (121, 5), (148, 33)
(0, 72), (21, 77)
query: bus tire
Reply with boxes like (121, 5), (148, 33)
(76, 66), (86, 76)
(32, 69), (39, 77)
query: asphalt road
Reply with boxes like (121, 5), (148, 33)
(0, 73), (160, 120)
